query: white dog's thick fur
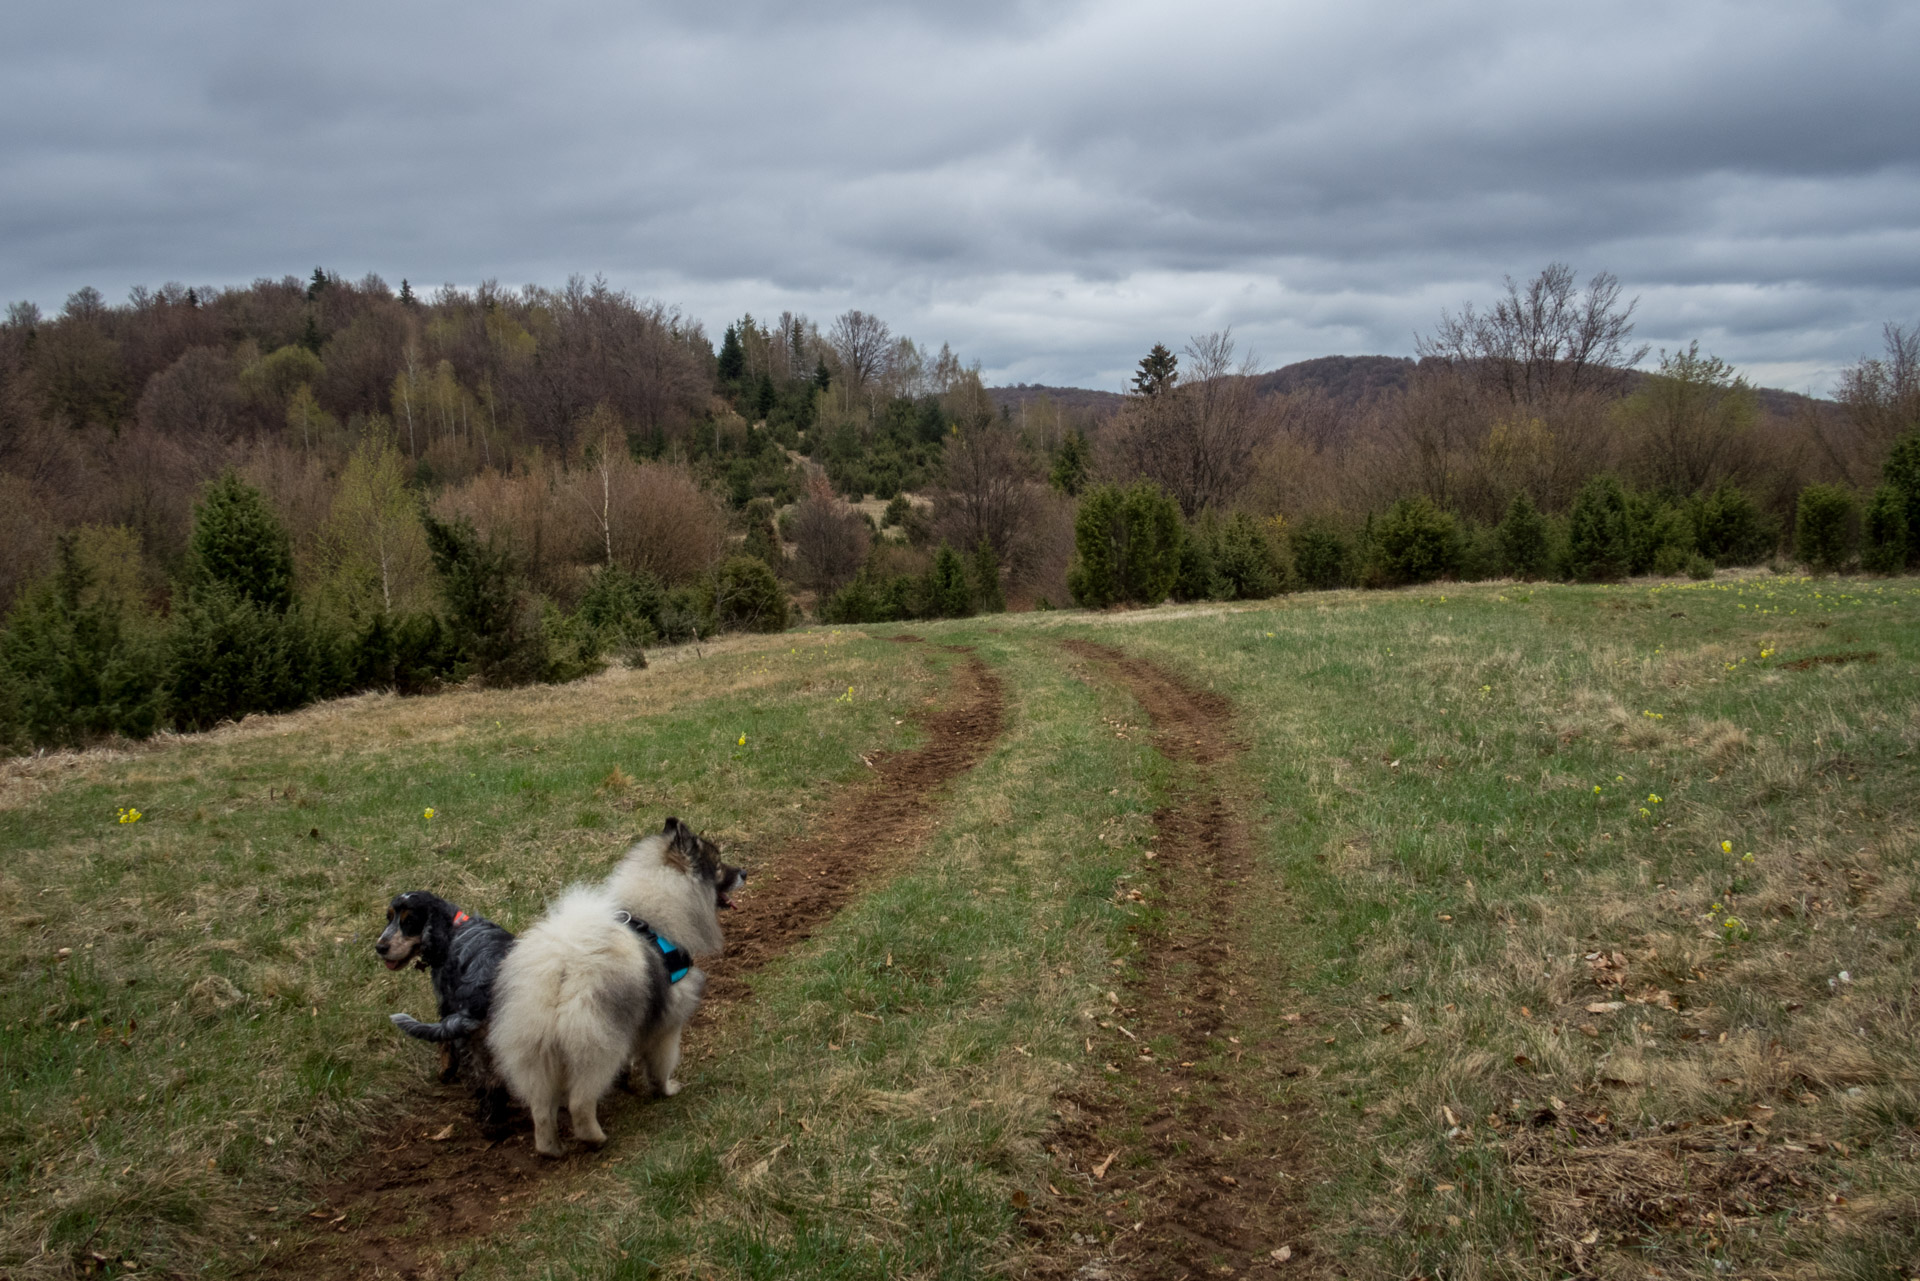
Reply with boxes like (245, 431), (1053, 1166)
(487, 818), (740, 1157)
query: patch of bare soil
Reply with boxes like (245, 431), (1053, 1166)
(258, 650), (1003, 1281)
(1028, 641), (1318, 1280)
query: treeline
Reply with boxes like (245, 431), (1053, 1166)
(1044, 266), (1919, 602)
(3, 263), (1917, 752)
(0, 269), (1069, 750)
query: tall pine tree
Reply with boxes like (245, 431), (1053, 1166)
(717, 323), (746, 385)
(1131, 344), (1178, 397)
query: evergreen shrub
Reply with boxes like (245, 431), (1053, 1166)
(1692, 482), (1778, 566)
(711, 556), (788, 633)
(1373, 496), (1459, 586)
(1795, 484), (1858, 573)
(1882, 429), (1920, 566)
(925, 544), (974, 619)
(1496, 492), (1552, 579)
(0, 535), (165, 748)
(1860, 484), (1909, 574)
(1565, 475), (1632, 581)
(1067, 483), (1184, 608)
(1290, 518), (1352, 591)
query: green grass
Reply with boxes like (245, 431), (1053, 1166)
(4, 574), (1918, 1279)
(1083, 574), (1920, 1278)
(0, 631), (936, 1276)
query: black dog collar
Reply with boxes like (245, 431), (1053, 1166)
(615, 911), (691, 983)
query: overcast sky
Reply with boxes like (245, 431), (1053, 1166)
(3, 1), (1915, 394)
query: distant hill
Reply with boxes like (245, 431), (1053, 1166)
(987, 383), (1126, 419)
(1248, 355), (1416, 404)
(993, 355), (1831, 421)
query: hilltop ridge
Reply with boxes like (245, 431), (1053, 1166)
(991, 353), (1830, 419)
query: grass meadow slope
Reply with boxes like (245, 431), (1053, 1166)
(3, 573), (1918, 1280)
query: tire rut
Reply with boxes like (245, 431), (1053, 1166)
(259, 648), (1004, 1281)
(1034, 640), (1315, 1281)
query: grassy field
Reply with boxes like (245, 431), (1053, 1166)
(3, 573), (1917, 1280)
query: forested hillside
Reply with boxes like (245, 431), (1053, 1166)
(2, 264), (1917, 752)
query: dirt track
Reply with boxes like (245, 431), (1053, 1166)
(261, 648), (1004, 1280)
(1034, 641), (1316, 1280)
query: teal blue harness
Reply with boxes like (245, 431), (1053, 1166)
(617, 911), (692, 983)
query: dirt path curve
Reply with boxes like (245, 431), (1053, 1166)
(262, 647), (1003, 1281)
(1034, 640), (1315, 1281)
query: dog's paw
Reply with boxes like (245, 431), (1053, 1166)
(661, 1078), (682, 1097)
(389, 1012), (416, 1027)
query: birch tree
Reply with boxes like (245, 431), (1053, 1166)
(320, 436), (434, 620)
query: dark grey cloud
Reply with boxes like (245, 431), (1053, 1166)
(2, 0), (1916, 393)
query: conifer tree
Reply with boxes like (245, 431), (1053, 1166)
(1067, 482), (1184, 607)
(1565, 475), (1632, 581)
(423, 513), (541, 684)
(167, 473), (332, 730)
(1795, 484), (1858, 572)
(1050, 429), (1090, 496)
(926, 543), (974, 618)
(184, 470), (296, 613)
(0, 534), (163, 747)
(1496, 491), (1551, 579)
(1883, 428), (1920, 566)
(717, 324), (745, 385)
(1861, 484), (1909, 573)
(971, 538), (1005, 613)
(1131, 344), (1178, 398)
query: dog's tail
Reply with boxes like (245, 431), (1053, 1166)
(390, 1011), (482, 1042)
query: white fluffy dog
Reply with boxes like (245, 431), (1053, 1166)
(487, 817), (745, 1156)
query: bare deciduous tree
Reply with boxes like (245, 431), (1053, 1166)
(1417, 263), (1648, 412)
(935, 419), (1036, 561)
(789, 471), (870, 595)
(1108, 329), (1264, 517)
(571, 404), (625, 567)
(136, 347), (242, 444)
(1823, 322), (1920, 487)
(828, 310), (892, 394)
(1619, 342), (1758, 495)
(516, 276), (711, 451)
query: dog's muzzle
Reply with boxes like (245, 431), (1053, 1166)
(375, 931), (418, 970)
